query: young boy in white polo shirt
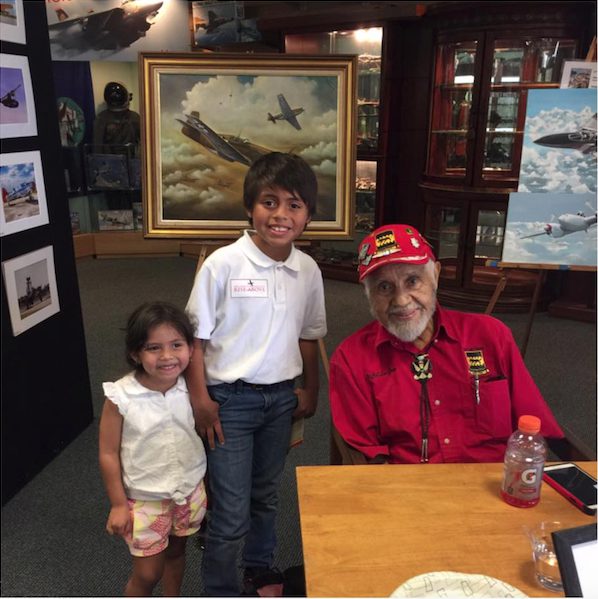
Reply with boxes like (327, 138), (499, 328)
(185, 152), (327, 596)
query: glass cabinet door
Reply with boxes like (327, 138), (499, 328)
(424, 203), (465, 285)
(284, 27), (384, 272)
(427, 41), (477, 179)
(426, 34), (578, 187)
(480, 37), (577, 182)
(285, 28), (383, 154)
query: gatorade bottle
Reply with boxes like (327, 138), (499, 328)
(500, 415), (547, 508)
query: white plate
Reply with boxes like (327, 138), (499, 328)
(390, 571), (527, 598)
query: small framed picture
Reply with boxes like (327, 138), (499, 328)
(0, 53), (37, 138)
(98, 209), (134, 231)
(1, 151), (49, 237)
(2, 246), (60, 336)
(0, 0), (26, 45)
(560, 60), (597, 89)
(552, 523), (598, 597)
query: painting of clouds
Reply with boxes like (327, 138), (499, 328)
(502, 192), (597, 268)
(157, 71), (340, 223)
(518, 88), (596, 194)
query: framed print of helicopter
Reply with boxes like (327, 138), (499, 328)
(0, 53), (37, 139)
(139, 52), (357, 239)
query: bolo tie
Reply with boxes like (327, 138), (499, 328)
(411, 353), (432, 463)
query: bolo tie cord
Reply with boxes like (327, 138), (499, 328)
(411, 353), (432, 463)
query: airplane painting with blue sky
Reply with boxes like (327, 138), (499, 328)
(518, 88), (596, 194)
(501, 192), (597, 268)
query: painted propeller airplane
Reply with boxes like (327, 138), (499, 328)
(48, 0), (163, 51)
(520, 205), (597, 239)
(533, 113), (597, 155)
(267, 94), (304, 131)
(177, 111), (273, 167)
(1, 84), (21, 108)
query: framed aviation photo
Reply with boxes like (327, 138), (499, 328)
(2, 245), (60, 336)
(0, 53), (37, 139)
(139, 52), (357, 239)
(0, 0), (26, 45)
(0, 151), (49, 237)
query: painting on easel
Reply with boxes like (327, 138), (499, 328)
(502, 192), (597, 268)
(518, 88), (596, 194)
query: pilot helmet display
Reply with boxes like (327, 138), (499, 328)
(104, 82), (132, 110)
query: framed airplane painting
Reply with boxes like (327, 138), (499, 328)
(139, 52), (357, 239)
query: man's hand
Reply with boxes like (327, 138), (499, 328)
(293, 387), (318, 419)
(193, 398), (225, 450)
(106, 504), (131, 537)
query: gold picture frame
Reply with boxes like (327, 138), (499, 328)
(139, 52), (357, 239)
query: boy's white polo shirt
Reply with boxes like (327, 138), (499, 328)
(186, 230), (327, 386)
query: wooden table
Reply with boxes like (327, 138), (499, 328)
(297, 462), (597, 597)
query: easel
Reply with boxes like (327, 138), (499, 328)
(485, 261), (596, 359)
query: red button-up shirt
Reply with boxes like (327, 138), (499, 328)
(330, 307), (564, 463)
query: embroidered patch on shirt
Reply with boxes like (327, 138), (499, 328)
(464, 349), (490, 375)
(230, 279), (268, 298)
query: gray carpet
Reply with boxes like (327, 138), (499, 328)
(1, 256), (595, 597)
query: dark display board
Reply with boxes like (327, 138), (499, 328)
(1, 2), (93, 504)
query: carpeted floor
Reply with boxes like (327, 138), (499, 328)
(1, 256), (595, 597)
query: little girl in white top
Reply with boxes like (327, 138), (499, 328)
(99, 302), (207, 597)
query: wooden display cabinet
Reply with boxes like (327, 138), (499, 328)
(285, 27), (384, 281)
(420, 2), (594, 311)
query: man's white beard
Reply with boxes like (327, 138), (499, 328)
(384, 302), (436, 342)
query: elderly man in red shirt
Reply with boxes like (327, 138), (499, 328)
(329, 224), (564, 464)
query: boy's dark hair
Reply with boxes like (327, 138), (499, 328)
(243, 152), (318, 224)
(125, 301), (195, 370)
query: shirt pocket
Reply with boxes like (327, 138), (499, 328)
(475, 377), (512, 438)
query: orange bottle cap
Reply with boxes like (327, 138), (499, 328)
(518, 415), (541, 434)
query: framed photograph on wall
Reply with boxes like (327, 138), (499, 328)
(560, 60), (597, 89)
(0, 53), (37, 139)
(139, 52), (357, 239)
(2, 245), (60, 336)
(1, 151), (49, 237)
(0, 0), (26, 45)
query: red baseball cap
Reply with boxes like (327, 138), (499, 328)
(357, 224), (436, 281)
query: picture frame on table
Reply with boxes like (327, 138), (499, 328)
(1, 245), (60, 336)
(0, 53), (37, 139)
(0, 150), (49, 237)
(139, 52), (357, 239)
(0, 0), (26, 45)
(560, 60), (597, 89)
(552, 523), (598, 597)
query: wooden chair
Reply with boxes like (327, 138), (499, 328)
(318, 338), (367, 465)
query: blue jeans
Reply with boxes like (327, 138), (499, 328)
(202, 380), (297, 596)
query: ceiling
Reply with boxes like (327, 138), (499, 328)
(241, 1), (469, 28)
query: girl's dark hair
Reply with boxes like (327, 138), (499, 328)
(243, 152), (318, 224)
(125, 301), (195, 370)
